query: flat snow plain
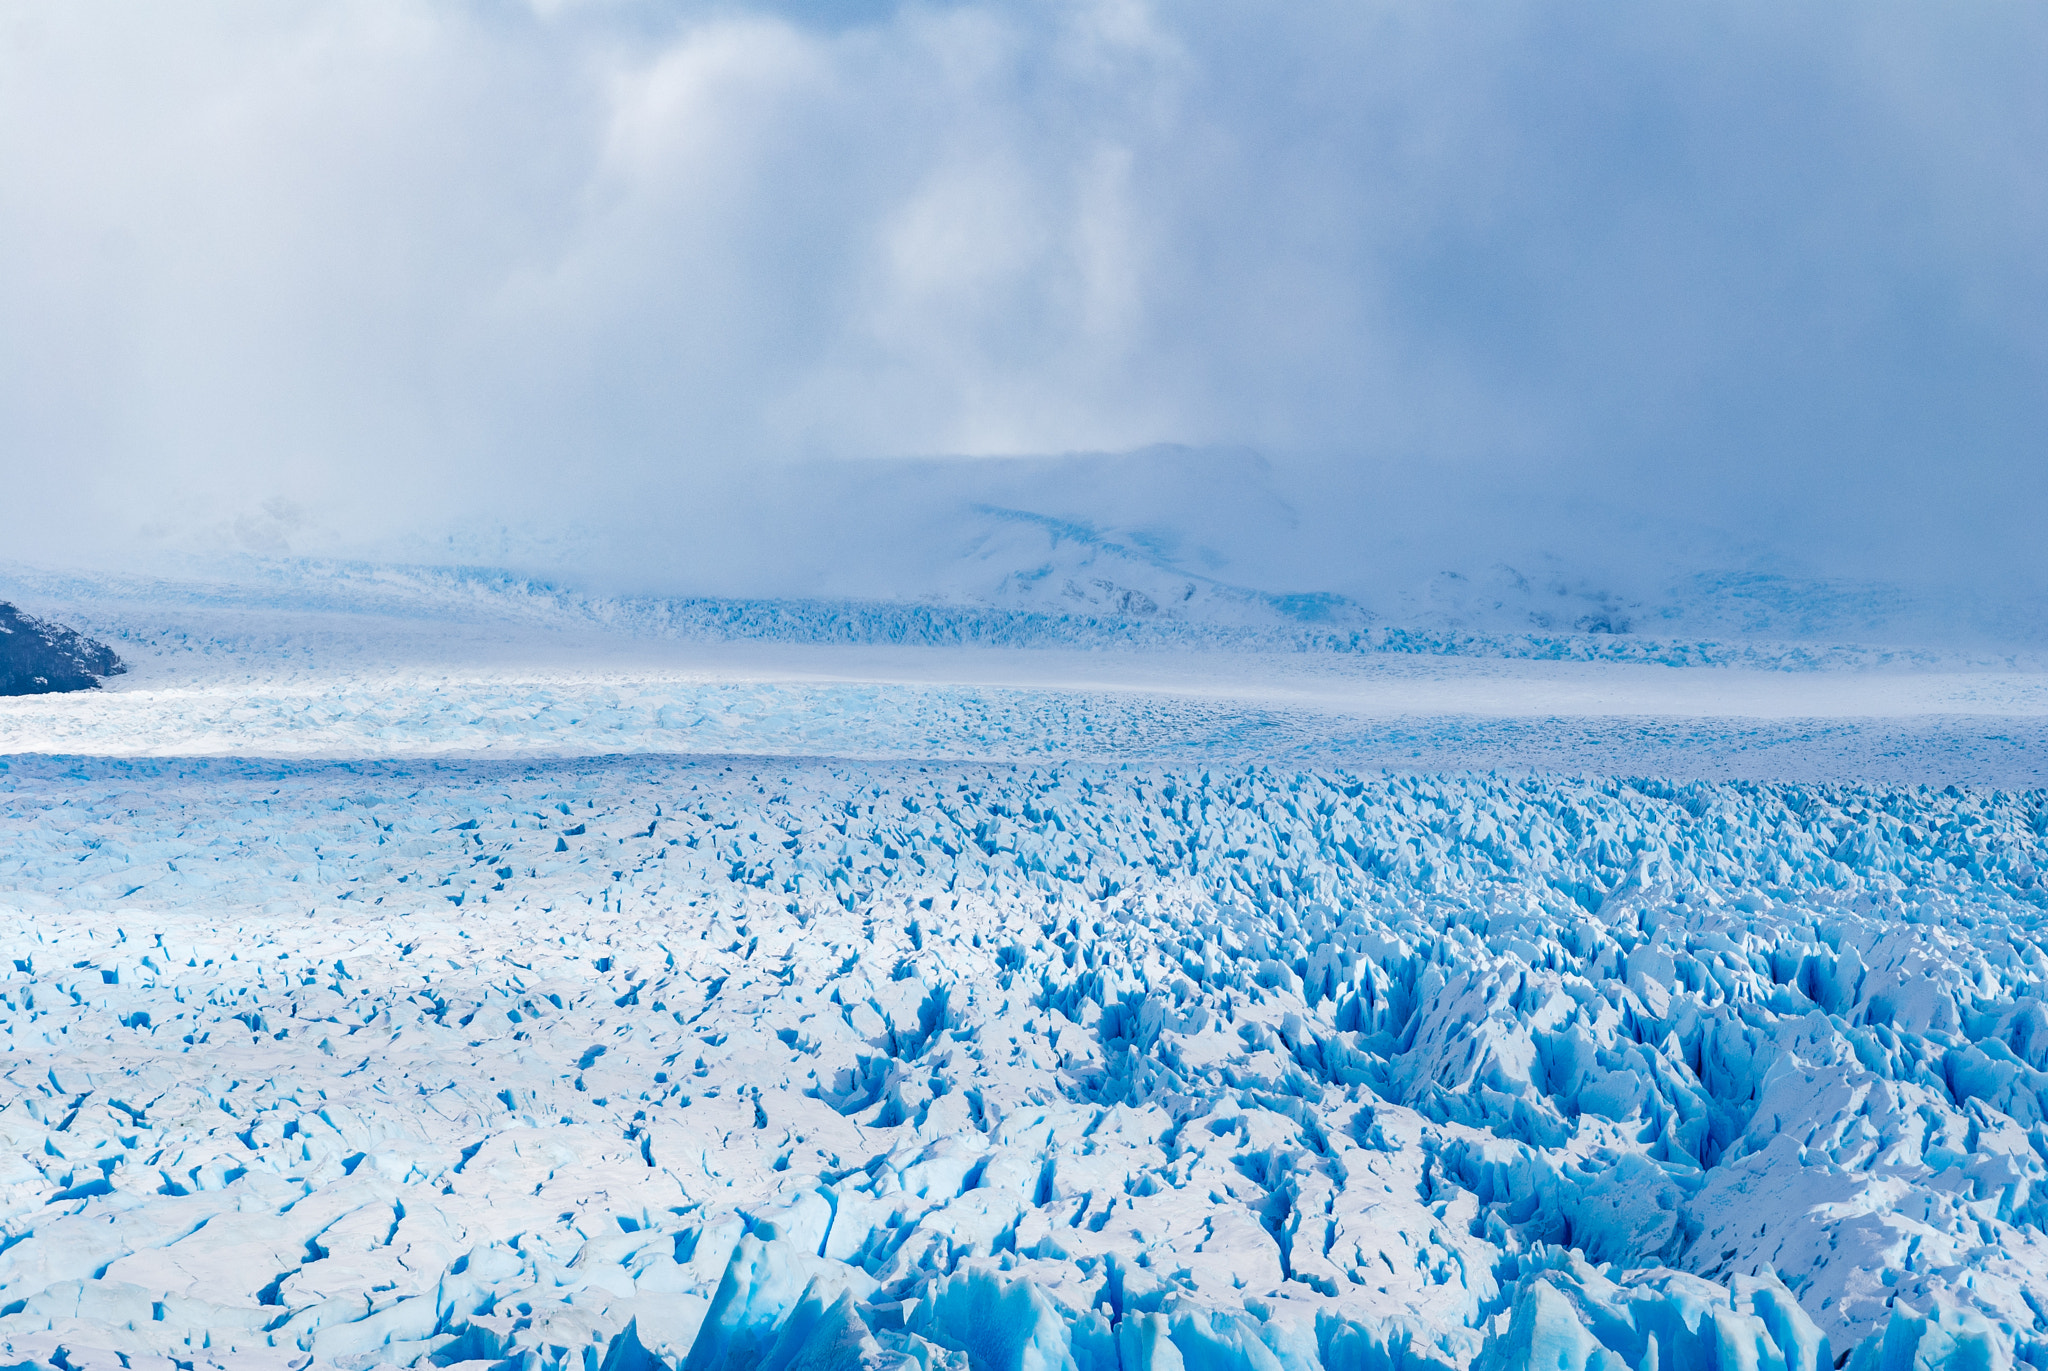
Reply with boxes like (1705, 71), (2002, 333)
(2, 568), (2047, 1371)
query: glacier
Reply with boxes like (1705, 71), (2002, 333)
(2, 756), (2045, 1371)
(1, 563), (2046, 1371)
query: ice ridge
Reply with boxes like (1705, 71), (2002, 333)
(1, 759), (2045, 1371)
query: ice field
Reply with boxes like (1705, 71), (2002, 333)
(3, 563), (2048, 1371)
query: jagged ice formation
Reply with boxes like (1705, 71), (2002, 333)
(1, 757), (2045, 1371)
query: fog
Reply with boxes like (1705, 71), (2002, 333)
(3, 0), (2043, 609)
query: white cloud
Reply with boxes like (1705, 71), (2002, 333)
(0, 0), (2042, 593)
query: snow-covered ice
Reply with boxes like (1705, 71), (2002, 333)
(2, 562), (2046, 1371)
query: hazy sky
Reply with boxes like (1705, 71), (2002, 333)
(3, 0), (2043, 590)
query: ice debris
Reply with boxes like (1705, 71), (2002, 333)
(0, 757), (2045, 1371)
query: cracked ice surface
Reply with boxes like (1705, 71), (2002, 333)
(2, 755), (2045, 1371)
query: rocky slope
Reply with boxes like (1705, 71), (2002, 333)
(0, 602), (122, 696)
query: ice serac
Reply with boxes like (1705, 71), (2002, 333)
(1474, 1255), (1831, 1371)
(0, 758), (2045, 1371)
(1846, 1301), (2013, 1371)
(0, 601), (123, 695)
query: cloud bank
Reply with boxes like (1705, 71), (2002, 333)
(2, 0), (2043, 597)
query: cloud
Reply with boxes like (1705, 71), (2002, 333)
(1, 0), (2042, 594)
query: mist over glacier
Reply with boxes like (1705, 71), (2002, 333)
(6, 0), (2046, 623)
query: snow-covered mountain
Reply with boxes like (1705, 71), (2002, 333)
(65, 447), (2043, 660)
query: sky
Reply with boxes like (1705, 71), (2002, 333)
(2, 0), (2044, 604)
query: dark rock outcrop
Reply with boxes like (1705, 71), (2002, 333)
(0, 602), (125, 695)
